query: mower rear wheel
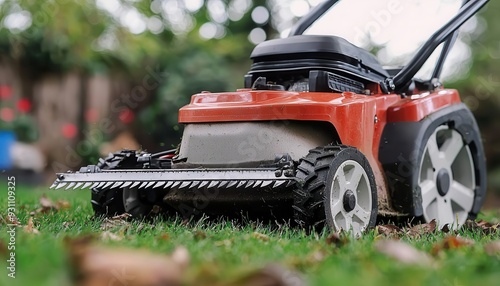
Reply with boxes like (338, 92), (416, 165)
(418, 125), (476, 229)
(293, 145), (377, 236)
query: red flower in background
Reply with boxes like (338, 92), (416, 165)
(119, 108), (135, 124)
(61, 123), (78, 139)
(85, 108), (99, 123)
(0, 107), (14, 122)
(0, 85), (12, 100)
(17, 98), (32, 113)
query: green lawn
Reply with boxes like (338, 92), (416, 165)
(1, 186), (500, 286)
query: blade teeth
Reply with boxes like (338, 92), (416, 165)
(164, 181), (174, 188)
(50, 182), (57, 189)
(153, 181), (166, 189)
(145, 181), (156, 189)
(261, 180), (273, 187)
(273, 180), (286, 188)
(253, 180), (262, 188)
(96, 182), (106, 188)
(245, 180), (255, 188)
(55, 182), (67, 190)
(218, 181), (228, 188)
(90, 182), (100, 189)
(286, 180), (296, 187)
(65, 182), (76, 190)
(122, 181), (132, 188)
(208, 181), (220, 189)
(199, 181), (209, 189)
(189, 181), (200, 188)
(82, 182), (92, 189)
(139, 182), (149, 189)
(236, 181), (247, 188)
(102, 182), (114, 189)
(179, 181), (191, 189)
(171, 181), (181, 188)
(73, 182), (83, 190)
(130, 181), (141, 189)
(227, 181), (238, 188)
(111, 182), (124, 189)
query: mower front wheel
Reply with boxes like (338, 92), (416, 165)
(293, 145), (377, 236)
(91, 188), (125, 217)
(123, 188), (157, 219)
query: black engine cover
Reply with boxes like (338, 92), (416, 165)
(245, 35), (389, 91)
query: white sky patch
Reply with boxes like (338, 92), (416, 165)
(3, 10), (32, 33)
(199, 22), (218, 39)
(184, 0), (203, 13)
(95, 0), (121, 18)
(207, 0), (228, 24)
(150, 0), (163, 14)
(120, 7), (147, 34)
(93, 29), (119, 51)
(229, 0), (253, 22)
(302, 0), (468, 79)
(148, 16), (164, 34)
(290, 0), (310, 17)
(249, 27), (267, 44)
(307, 0), (323, 6)
(251, 6), (270, 25)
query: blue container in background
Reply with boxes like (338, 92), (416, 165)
(0, 131), (15, 170)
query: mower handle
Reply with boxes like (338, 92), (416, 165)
(392, 0), (489, 91)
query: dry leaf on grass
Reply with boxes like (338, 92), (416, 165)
(36, 194), (71, 214)
(464, 220), (499, 234)
(236, 264), (306, 286)
(215, 239), (233, 247)
(431, 235), (474, 255)
(67, 237), (190, 286)
(100, 213), (132, 231)
(193, 230), (207, 240)
(23, 217), (40, 235)
(0, 240), (7, 257)
(3, 213), (21, 226)
(252, 232), (270, 242)
(100, 231), (123, 241)
(376, 224), (402, 238)
(484, 241), (500, 256)
(406, 219), (437, 238)
(375, 240), (433, 266)
(307, 250), (327, 264)
(325, 232), (349, 247)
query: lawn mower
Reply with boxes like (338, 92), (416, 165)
(51, 0), (489, 236)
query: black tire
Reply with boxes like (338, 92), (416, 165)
(293, 145), (377, 235)
(379, 104), (486, 226)
(91, 188), (125, 217)
(91, 150), (138, 217)
(123, 187), (158, 219)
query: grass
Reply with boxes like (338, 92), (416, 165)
(1, 185), (500, 286)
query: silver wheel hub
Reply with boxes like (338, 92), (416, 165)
(419, 126), (475, 229)
(329, 160), (372, 236)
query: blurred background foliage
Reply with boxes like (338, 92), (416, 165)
(0, 0), (499, 193)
